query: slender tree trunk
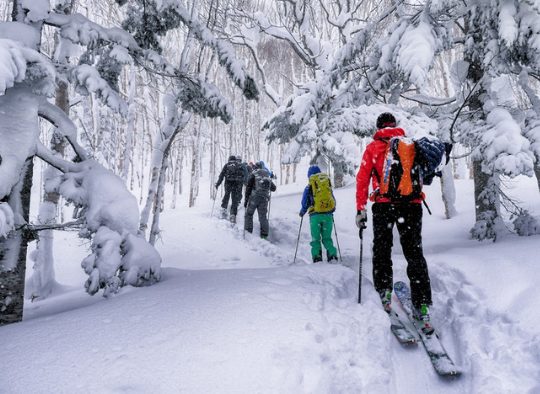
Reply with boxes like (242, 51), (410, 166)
(440, 164), (457, 219)
(149, 156), (169, 245)
(210, 119), (217, 199)
(189, 118), (203, 208)
(144, 106), (190, 241)
(140, 104), (183, 235)
(0, 158), (34, 325)
(332, 160), (345, 188)
(149, 125), (186, 244)
(122, 66), (137, 182)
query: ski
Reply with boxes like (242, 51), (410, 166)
(394, 281), (462, 377)
(388, 309), (417, 345)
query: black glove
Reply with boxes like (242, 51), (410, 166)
(356, 210), (367, 229)
(244, 200), (248, 208)
(215, 183), (219, 189)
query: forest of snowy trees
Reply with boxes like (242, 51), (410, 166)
(1, 0), (539, 326)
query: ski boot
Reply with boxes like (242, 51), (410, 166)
(327, 252), (338, 263)
(413, 304), (435, 335)
(230, 214), (236, 224)
(220, 207), (227, 219)
(379, 289), (392, 314)
(312, 255), (322, 263)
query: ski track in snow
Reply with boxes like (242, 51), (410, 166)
(163, 192), (540, 393)
(2, 179), (540, 393)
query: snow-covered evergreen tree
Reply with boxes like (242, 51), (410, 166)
(259, 0), (540, 237)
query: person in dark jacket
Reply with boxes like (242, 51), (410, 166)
(215, 155), (245, 223)
(236, 156), (249, 185)
(355, 112), (434, 335)
(244, 161), (276, 239)
(299, 165), (338, 263)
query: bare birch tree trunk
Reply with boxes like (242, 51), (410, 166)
(0, 158), (33, 325)
(121, 66), (137, 182)
(140, 104), (189, 237)
(440, 164), (457, 219)
(333, 161), (345, 188)
(189, 118), (203, 208)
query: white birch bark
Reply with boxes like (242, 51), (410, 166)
(440, 164), (457, 219)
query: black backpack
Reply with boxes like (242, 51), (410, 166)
(253, 169), (272, 197)
(225, 161), (244, 182)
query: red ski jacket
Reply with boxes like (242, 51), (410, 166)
(355, 127), (423, 211)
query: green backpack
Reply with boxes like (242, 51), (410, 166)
(309, 173), (336, 213)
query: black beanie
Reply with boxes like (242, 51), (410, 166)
(376, 112), (396, 129)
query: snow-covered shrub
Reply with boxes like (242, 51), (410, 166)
(512, 211), (540, 236)
(58, 160), (161, 296)
(470, 211), (506, 242)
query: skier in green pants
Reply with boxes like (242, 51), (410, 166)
(299, 165), (338, 263)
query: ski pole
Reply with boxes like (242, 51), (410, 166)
(243, 196), (250, 239)
(332, 216), (342, 262)
(267, 192), (272, 237)
(358, 227), (364, 304)
(293, 215), (304, 264)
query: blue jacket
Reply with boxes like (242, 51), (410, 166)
(299, 166), (335, 216)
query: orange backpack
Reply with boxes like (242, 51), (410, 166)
(379, 137), (422, 201)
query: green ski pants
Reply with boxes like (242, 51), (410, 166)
(309, 214), (337, 259)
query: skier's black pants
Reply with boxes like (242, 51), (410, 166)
(221, 181), (243, 215)
(372, 203), (432, 308)
(244, 194), (269, 237)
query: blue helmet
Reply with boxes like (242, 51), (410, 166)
(307, 165), (321, 178)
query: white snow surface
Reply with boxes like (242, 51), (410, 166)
(2, 174), (540, 393)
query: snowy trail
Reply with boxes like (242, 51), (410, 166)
(146, 188), (471, 393)
(2, 178), (540, 393)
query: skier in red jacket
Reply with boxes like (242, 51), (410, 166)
(355, 112), (433, 335)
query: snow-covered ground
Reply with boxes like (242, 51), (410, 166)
(2, 175), (540, 394)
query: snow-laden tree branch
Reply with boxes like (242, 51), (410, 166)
(45, 9), (239, 123)
(37, 99), (88, 161)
